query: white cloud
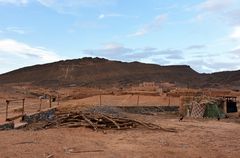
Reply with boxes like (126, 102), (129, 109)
(98, 13), (123, 19)
(0, 0), (110, 8)
(6, 27), (27, 34)
(192, 13), (206, 22)
(37, 0), (117, 15)
(228, 9), (240, 25)
(0, 0), (28, 5)
(98, 14), (105, 19)
(84, 43), (132, 57)
(193, 0), (237, 23)
(98, 13), (138, 20)
(83, 42), (240, 73)
(198, 0), (234, 12)
(187, 45), (206, 50)
(0, 27), (29, 34)
(83, 43), (185, 64)
(130, 29), (148, 37)
(129, 14), (167, 37)
(38, 0), (116, 7)
(230, 26), (240, 40)
(230, 46), (240, 58)
(0, 39), (60, 62)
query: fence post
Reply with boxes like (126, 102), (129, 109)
(49, 96), (52, 108)
(137, 95), (140, 106)
(22, 98), (25, 115)
(39, 98), (42, 111)
(6, 100), (9, 121)
(168, 96), (171, 106)
(57, 93), (60, 106)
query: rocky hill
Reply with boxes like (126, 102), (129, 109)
(0, 57), (239, 89)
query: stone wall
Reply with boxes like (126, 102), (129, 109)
(119, 106), (179, 115)
(22, 108), (56, 124)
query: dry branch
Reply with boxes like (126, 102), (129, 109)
(81, 113), (97, 131)
(23, 110), (177, 132)
(101, 114), (120, 129)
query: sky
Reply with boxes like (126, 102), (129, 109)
(0, 0), (240, 74)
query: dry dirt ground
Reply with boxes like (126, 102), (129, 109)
(0, 114), (240, 158)
(0, 86), (240, 158)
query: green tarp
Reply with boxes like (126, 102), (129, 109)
(203, 102), (225, 118)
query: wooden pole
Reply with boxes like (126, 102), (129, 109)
(6, 100), (9, 121)
(22, 98), (25, 115)
(98, 87), (102, 106)
(39, 98), (42, 111)
(49, 96), (52, 108)
(168, 96), (171, 106)
(137, 95), (140, 106)
(57, 93), (60, 106)
(99, 94), (102, 106)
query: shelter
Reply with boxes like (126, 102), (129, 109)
(223, 96), (238, 113)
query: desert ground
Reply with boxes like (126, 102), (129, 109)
(1, 114), (240, 158)
(0, 85), (240, 158)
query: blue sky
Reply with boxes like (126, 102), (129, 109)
(0, 0), (240, 73)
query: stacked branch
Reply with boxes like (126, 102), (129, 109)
(37, 111), (176, 132)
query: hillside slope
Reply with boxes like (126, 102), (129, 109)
(0, 57), (238, 89)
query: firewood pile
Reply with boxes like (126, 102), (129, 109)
(24, 110), (177, 132)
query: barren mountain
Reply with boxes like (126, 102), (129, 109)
(0, 57), (238, 89)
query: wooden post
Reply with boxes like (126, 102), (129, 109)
(57, 93), (60, 106)
(6, 100), (9, 121)
(99, 94), (102, 106)
(22, 98), (25, 115)
(137, 95), (140, 106)
(39, 98), (42, 111)
(168, 96), (171, 106)
(49, 96), (52, 108)
(99, 87), (102, 106)
(224, 98), (227, 113)
(57, 84), (60, 106)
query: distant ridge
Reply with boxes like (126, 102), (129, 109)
(0, 57), (239, 89)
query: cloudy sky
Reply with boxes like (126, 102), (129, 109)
(0, 0), (240, 73)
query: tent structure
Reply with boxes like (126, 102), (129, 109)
(182, 96), (238, 119)
(189, 98), (226, 118)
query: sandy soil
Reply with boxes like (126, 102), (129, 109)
(0, 85), (239, 158)
(0, 114), (239, 158)
(61, 95), (180, 107)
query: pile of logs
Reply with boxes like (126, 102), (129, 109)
(26, 111), (176, 132)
